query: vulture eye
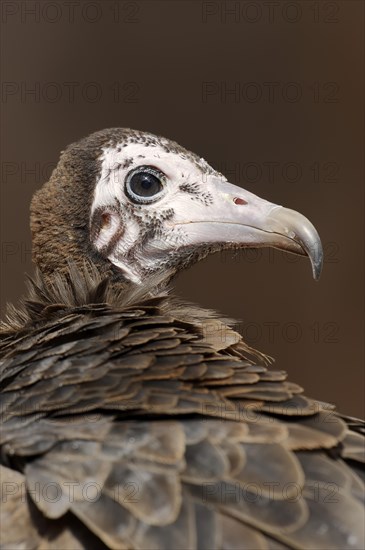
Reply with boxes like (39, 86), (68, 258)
(125, 166), (165, 204)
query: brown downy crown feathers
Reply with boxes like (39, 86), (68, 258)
(31, 129), (116, 279)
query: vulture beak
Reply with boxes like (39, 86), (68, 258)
(171, 177), (323, 280)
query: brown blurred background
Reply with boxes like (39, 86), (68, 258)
(1, 1), (364, 416)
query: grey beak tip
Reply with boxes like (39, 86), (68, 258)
(311, 251), (324, 281)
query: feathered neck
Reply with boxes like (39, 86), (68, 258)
(0, 263), (270, 365)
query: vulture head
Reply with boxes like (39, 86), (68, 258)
(31, 128), (323, 287)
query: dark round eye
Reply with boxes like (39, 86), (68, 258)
(125, 166), (165, 204)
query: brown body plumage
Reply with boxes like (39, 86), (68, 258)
(1, 129), (364, 549)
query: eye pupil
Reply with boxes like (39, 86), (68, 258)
(126, 167), (164, 203)
(141, 178), (152, 189)
(131, 173), (160, 196)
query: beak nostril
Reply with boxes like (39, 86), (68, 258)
(233, 197), (247, 206)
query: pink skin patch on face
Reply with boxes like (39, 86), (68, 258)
(101, 212), (112, 229)
(233, 197), (247, 205)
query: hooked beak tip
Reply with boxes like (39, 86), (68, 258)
(268, 206), (323, 281)
(312, 254), (323, 281)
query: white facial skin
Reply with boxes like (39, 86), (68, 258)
(90, 142), (322, 284)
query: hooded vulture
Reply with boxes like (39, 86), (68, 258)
(1, 128), (364, 550)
